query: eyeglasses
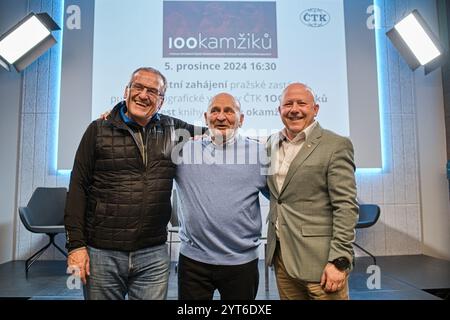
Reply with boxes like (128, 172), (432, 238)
(129, 82), (164, 98)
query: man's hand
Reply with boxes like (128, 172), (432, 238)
(67, 247), (90, 284)
(320, 263), (347, 293)
(99, 110), (111, 120)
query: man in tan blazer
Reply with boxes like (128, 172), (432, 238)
(266, 83), (358, 300)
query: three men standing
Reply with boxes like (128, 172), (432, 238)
(65, 67), (358, 301)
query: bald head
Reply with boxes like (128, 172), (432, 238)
(204, 92), (244, 142)
(207, 93), (241, 112)
(281, 83), (316, 105)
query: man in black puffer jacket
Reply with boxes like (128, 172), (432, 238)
(64, 67), (202, 300)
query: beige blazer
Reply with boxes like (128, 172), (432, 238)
(266, 123), (358, 282)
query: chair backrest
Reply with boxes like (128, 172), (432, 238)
(356, 204), (381, 229)
(20, 187), (67, 227)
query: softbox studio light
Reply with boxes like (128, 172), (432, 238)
(0, 12), (60, 72)
(387, 9), (446, 74)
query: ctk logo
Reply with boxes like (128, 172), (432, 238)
(300, 8), (330, 27)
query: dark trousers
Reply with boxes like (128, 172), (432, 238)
(178, 254), (259, 300)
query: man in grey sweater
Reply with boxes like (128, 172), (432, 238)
(173, 92), (269, 300)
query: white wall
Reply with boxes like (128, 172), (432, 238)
(412, 0), (450, 260)
(0, 0), (27, 264)
(13, 0), (69, 261)
(350, 0), (450, 261)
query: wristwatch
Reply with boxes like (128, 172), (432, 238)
(331, 257), (350, 272)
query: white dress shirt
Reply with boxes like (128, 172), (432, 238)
(274, 121), (317, 237)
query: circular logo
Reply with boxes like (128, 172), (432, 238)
(300, 8), (330, 27)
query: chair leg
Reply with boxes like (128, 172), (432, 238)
(25, 238), (52, 275)
(167, 232), (179, 273)
(50, 234), (68, 257)
(354, 243), (377, 265)
(25, 234), (68, 275)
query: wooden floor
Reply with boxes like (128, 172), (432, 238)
(0, 255), (448, 300)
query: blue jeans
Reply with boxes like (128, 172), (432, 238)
(85, 244), (170, 300)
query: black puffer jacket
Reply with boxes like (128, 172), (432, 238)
(64, 102), (201, 252)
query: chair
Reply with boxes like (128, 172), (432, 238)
(18, 187), (68, 274)
(168, 189), (180, 272)
(354, 204), (381, 265)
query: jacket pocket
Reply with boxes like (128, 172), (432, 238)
(301, 224), (332, 237)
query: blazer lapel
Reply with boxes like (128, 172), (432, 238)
(266, 133), (280, 197)
(279, 124), (323, 195)
(267, 174), (279, 198)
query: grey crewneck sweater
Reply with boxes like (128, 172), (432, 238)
(175, 135), (268, 265)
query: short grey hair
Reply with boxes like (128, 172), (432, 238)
(128, 67), (168, 95)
